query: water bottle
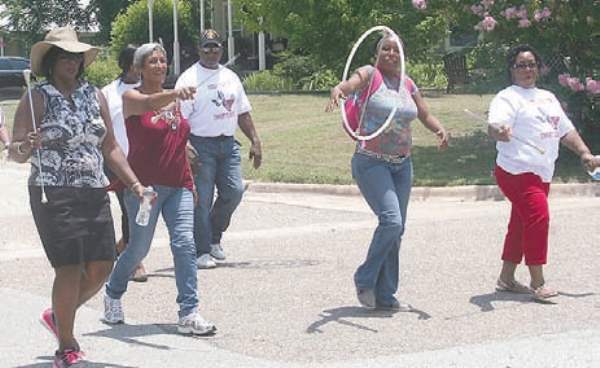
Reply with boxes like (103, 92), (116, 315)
(588, 155), (600, 181)
(589, 168), (600, 181)
(135, 186), (154, 226)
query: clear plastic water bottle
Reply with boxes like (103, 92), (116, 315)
(589, 168), (600, 181)
(135, 186), (154, 226)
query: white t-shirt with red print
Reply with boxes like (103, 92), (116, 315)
(176, 62), (252, 137)
(488, 85), (574, 183)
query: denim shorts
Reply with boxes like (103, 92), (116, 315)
(29, 186), (116, 268)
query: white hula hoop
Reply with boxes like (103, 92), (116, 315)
(341, 26), (405, 141)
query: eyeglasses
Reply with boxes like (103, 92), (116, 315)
(512, 63), (538, 70)
(58, 52), (84, 61)
(201, 47), (222, 54)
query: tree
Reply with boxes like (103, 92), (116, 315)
(236, 0), (450, 72)
(0, 0), (95, 42)
(425, 0), (600, 144)
(87, 0), (135, 43)
(110, 0), (199, 68)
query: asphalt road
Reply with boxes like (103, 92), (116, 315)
(1, 161), (599, 367)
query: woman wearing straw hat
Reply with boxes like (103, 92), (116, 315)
(8, 26), (147, 367)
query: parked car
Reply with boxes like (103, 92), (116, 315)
(0, 57), (30, 88)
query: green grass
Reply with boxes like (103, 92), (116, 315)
(1, 93), (590, 186)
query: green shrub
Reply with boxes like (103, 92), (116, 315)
(243, 70), (294, 92)
(110, 0), (198, 62)
(406, 61), (447, 90)
(272, 51), (317, 83)
(298, 69), (338, 91)
(84, 56), (120, 88)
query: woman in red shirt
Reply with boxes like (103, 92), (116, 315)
(102, 43), (216, 335)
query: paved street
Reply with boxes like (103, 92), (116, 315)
(1, 161), (600, 367)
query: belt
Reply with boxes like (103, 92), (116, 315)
(193, 135), (233, 140)
(355, 147), (408, 164)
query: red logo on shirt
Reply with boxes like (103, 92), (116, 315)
(211, 90), (235, 112)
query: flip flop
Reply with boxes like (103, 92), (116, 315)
(532, 285), (558, 302)
(496, 278), (532, 294)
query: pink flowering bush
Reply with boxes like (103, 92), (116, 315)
(412, 0), (427, 10)
(423, 0), (599, 142)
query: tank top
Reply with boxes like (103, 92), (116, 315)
(29, 81), (109, 188)
(124, 104), (194, 191)
(357, 66), (419, 159)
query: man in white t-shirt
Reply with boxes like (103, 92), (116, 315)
(176, 29), (262, 269)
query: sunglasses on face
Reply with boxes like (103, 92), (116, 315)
(512, 62), (538, 70)
(58, 52), (84, 61)
(201, 46), (222, 54)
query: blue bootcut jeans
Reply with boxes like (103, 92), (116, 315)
(351, 153), (413, 305)
(189, 135), (245, 257)
(105, 185), (198, 318)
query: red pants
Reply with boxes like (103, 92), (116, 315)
(494, 166), (550, 265)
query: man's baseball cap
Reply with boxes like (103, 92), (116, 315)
(199, 29), (222, 48)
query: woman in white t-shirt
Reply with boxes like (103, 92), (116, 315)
(101, 46), (146, 281)
(488, 44), (596, 302)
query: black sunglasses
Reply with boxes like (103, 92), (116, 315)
(201, 46), (222, 54)
(512, 62), (538, 70)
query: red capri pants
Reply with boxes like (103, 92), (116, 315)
(494, 165), (550, 265)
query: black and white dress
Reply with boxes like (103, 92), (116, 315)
(29, 80), (116, 268)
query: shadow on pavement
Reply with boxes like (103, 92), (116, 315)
(306, 305), (431, 334)
(470, 290), (595, 312)
(469, 291), (533, 312)
(16, 356), (137, 368)
(85, 323), (190, 351)
(151, 258), (321, 276)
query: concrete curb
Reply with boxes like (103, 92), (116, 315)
(4, 161), (599, 201)
(246, 181), (600, 201)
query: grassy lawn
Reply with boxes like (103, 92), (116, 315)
(1, 93), (589, 186)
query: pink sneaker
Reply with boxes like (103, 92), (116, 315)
(40, 308), (58, 340)
(52, 349), (85, 367)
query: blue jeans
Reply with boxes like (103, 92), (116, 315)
(105, 185), (198, 318)
(189, 135), (244, 257)
(351, 153), (413, 305)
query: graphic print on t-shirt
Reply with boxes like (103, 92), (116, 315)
(211, 89), (236, 120)
(211, 90), (235, 112)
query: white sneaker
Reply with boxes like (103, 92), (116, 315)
(209, 243), (226, 260)
(177, 312), (216, 335)
(197, 254), (217, 269)
(103, 293), (124, 324)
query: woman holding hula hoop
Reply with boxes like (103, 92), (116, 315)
(326, 30), (448, 310)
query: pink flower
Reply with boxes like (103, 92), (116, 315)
(412, 0), (427, 10)
(540, 65), (550, 76)
(558, 74), (571, 87)
(534, 7), (551, 22)
(516, 6), (528, 19)
(502, 6), (518, 20)
(567, 77), (585, 92)
(480, 15), (498, 31)
(471, 4), (484, 16)
(586, 78), (600, 95)
(518, 19), (531, 28)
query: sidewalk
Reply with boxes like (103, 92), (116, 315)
(1, 161), (600, 367)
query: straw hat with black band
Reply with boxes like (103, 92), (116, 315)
(30, 26), (100, 76)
